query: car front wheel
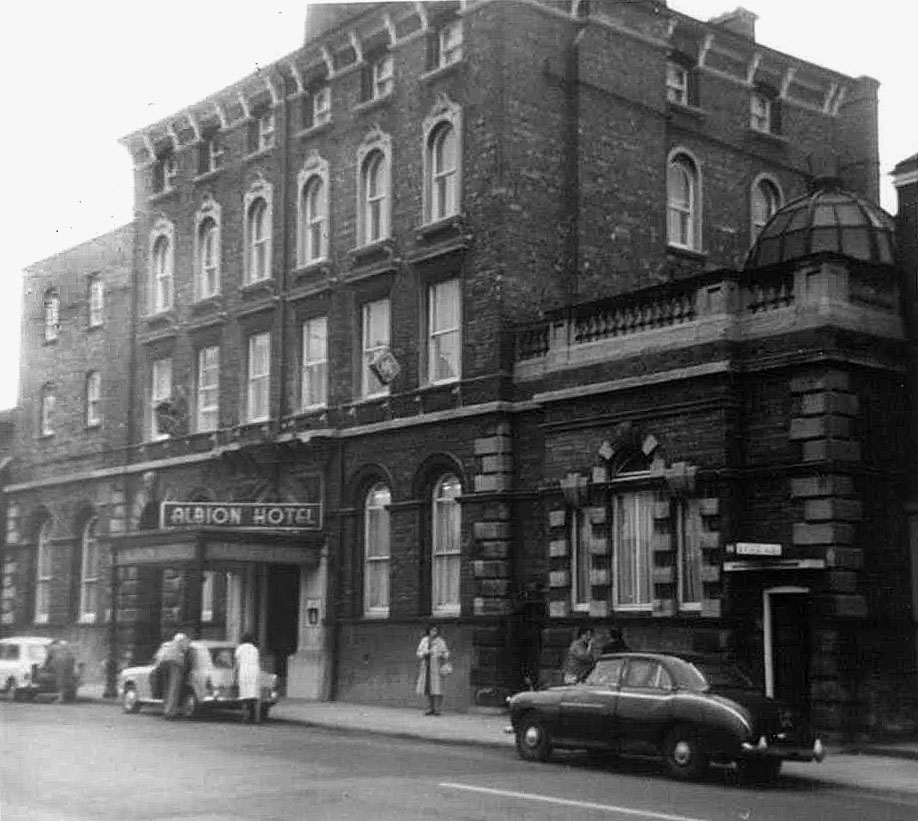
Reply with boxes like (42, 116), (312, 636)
(515, 713), (552, 763)
(664, 727), (709, 781)
(122, 686), (140, 713)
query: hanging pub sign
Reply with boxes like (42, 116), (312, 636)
(161, 501), (322, 531)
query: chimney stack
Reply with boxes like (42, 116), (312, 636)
(708, 7), (757, 40)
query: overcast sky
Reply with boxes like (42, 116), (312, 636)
(1, 0), (915, 410)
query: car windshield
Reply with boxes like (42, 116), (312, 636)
(209, 648), (235, 669)
(686, 660), (756, 691)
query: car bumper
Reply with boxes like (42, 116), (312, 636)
(200, 693), (279, 707)
(739, 737), (825, 763)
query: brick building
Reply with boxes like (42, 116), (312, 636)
(2, 225), (134, 683)
(3, 1), (914, 735)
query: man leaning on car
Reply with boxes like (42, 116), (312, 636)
(155, 633), (190, 719)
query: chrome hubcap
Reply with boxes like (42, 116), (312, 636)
(524, 725), (541, 748)
(673, 740), (693, 766)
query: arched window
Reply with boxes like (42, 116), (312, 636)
(39, 384), (55, 436)
(151, 234), (173, 313)
(364, 483), (391, 617)
(751, 177), (782, 241)
(198, 217), (220, 299)
(427, 123), (458, 222)
(35, 519), (53, 623)
(247, 198), (270, 282)
(360, 149), (389, 245)
(302, 176), (327, 263)
(667, 152), (700, 250)
(432, 474), (461, 615)
(43, 289), (60, 342)
(86, 371), (101, 428)
(79, 517), (101, 622)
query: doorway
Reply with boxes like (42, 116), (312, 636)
(764, 587), (811, 711)
(266, 564), (300, 692)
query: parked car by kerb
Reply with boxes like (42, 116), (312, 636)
(118, 639), (279, 720)
(0, 636), (81, 702)
(507, 651), (825, 782)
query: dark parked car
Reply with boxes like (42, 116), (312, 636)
(507, 652), (825, 782)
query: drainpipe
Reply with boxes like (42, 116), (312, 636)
(562, 23), (585, 306)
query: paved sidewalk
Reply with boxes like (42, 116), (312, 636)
(78, 685), (918, 798)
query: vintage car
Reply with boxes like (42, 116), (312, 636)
(0, 636), (81, 702)
(118, 639), (279, 720)
(507, 652), (825, 782)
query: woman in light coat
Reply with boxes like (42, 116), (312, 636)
(415, 624), (450, 715)
(234, 633), (261, 724)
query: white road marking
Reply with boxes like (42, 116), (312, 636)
(438, 782), (712, 821)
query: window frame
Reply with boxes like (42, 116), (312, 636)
(78, 517), (100, 623)
(361, 297), (391, 399)
(35, 520), (53, 624)
(88, 275), (104, 328)
(666, 61), (689, 105)
(313, 85), (331, 126)
(85, 370), (102, 428)
(356, 129), (392, 247)
(243, 179), (273, 285)
(195, 345), (220, 433)
(372, 53), (394, 98)
(200, 570), (216, 623)
(570, 508), (592, 612)
(666, 150), (702, 251)
(427, 277), (461, 385)
(44, 289), (60, 343)
(194, 194), (222, 300)
(363, 483), (391, 618)
(750, 90), (773, 133)
(750, 175), (783, 242)
(438, 19), (463, 67)
(246, 332), (271, 423)
(39, 384), (55, 437)
(422, 97), (462, 225)
(199, 133), (224, 175)
(149, 356), (173, 441)
(611, 484), (656, 612)
(301, 316), (328, 411)
(431, 473), (462, 616)
(257, 109), (276, 151)
(149, 220), (176, 315)
(675, 500), (703, 612)
(296, 153), (330, 267)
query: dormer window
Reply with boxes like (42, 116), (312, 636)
(313, 86), (331, 126)
(438, 19), (463, 67)
(362, 53), (394, 101)
(198, 132), (224, 175)
(152, 150), (178, 194)
(258, 110), (276, 151)
(750, 91), (771, 132)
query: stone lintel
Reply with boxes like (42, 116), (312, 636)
(790, 475), (854, 499)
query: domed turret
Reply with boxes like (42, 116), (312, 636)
(745, 178), (896, 271)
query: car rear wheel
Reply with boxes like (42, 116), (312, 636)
(180, 691), (199, 719)
(515, 713), (552, 763)
(664, 727), (709, 781)
(122, 685), (140, 713)
(737, 758), (782, 784)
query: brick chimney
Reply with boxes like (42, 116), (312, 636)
(708, 7), (757, 40)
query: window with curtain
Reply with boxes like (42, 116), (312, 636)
(613, 489), (655, 609)
(196, 345), (220, 432)
(428, 278), (460, 384)
(432, 474), (461, 615)
(361, 298), (390, 398)
(198, 217), (220, 298)
(360, 150), (388, 245)
(246, 198), (270, 283)
(88, 275), (104, 327)
(151, 234), (173, 313)
(246, 332), (270, 422)
(79, 518), (100, 622)
(427, 123), (458, 222)
(150, 357), (172, 441)
(86, 371), (101, 428)
(301, 316), (327, 410)
(35, 520), (52, 623)
(667, 154), (699, 250)
(570, 508), (592, 611)
(364, 484), (391, 616)
(44, 289), (60, 342)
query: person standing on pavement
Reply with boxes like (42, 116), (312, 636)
(415, 625), (450, 715)
(157, 632), (190, 719)
(563, 626), (596, 684)
(234, 633), (262, 724)
(46, 640), (76, 702)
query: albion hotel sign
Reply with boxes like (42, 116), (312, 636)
(161, 502), (322, 531)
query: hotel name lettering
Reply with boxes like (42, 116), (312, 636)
(161, 502), (322, 531)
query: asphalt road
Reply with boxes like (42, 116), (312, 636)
(2, 700), (916, 821)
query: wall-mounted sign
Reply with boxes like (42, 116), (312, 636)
(727, 542), (783, 557)
(161, 502), (322, 531)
